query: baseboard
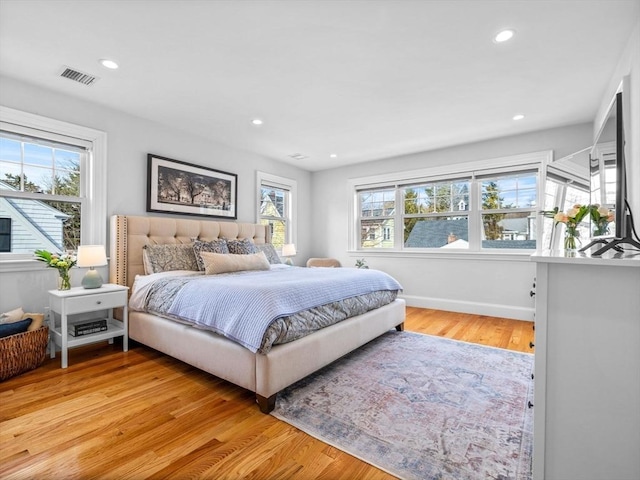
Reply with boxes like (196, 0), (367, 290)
(400, 295), (534, 322)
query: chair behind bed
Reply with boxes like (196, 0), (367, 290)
(109, 215), (270, 291)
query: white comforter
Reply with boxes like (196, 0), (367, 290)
(129, 265), (402, 353)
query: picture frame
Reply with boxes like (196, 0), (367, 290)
(147, 154), (237, 219)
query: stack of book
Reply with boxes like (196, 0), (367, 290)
(68, 319), (108, 337)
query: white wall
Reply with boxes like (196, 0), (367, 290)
(311, 123), (594, 320)
(0, 76), (312, 314)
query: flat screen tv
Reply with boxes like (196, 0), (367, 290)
(586, 90), (640, 255)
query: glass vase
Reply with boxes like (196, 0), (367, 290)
(593, 222), (609, 237)
(58, 270), (71, 290)
(564, 225), (579, 252)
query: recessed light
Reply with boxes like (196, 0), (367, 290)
(513, 114), (525, 121)
(494, 29), (515, 43)
(330, 154), (337, 158)
(251, 118), (263, 126)
(99, 59), (119, 69)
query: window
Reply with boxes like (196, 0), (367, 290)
(0, 106), (106, 264)
(479, 172), (538, 249)
(257, 172), (296, 250)
(402, 179), (470, 249)
(543, 176), (590, 250)
(350, 151), (549, 253)
(0, 218), (10, 252)
(358, 188), (395, 249)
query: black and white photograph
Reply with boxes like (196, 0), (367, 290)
(147, 154), (237, 219)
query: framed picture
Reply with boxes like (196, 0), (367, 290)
(147, 154), (237, 219)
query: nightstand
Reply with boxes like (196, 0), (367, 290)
(48, 283), (129, 368)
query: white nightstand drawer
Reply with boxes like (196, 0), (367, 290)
(63, 291), (127, 314)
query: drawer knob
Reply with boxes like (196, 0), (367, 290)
(96, 300), (102, 305)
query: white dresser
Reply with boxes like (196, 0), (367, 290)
(531, 251), (640, 480)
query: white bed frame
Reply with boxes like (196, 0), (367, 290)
(109, 215), (406, 412)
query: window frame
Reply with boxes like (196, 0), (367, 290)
(0, 106), (107, 271)
(256, 171), (297, 252)
(478, 170), (539, 250)
(349, 150), (551, 255)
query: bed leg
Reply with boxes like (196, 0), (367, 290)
(395, 322), (405, 332)
(256, 394), (276, 414)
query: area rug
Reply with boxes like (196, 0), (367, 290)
(271, 331), (534, 480)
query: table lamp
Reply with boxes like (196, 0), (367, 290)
(281, 243), (296, 266)
(77, 245), (107, 289)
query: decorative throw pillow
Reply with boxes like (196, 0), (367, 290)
(0, 307), (25, 324)
(23, 313), (45, 331)
(142, 244), (199, 274)
(200, 251), (270, 275)
(227, 238), (258, 255)
(0, 318), (32, 338)
(192, 238), (230, 271)
(256, 244), (282, 264)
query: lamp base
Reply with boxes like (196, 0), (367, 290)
(82, 269), (104, 289)
(284, 258), (294, 266)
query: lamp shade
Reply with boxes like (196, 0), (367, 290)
(77, 245), (107, 267)
(281, 244), (296, 257)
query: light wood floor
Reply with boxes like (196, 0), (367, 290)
(0, 307), (534, 479)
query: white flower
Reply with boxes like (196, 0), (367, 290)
(554, 212), (568, 223)
(567, 208), (579, 218)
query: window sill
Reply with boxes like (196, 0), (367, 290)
(347, 249), (535, 262)
(0, 258), (50, 273)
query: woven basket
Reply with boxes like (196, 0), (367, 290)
(0, 326), (49, 381)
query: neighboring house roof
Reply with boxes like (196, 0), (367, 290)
(481, 239), (536, 249)
(405, 217), (536, 249)
(260, 196), (276, 217)
(0, 181), (69, 253)
(405, 219), (468, 248)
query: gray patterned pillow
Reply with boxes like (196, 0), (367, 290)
(256, 244), (282, 264)
(227, 238), (258, 255)
(192, 238), (230, 271)
(142, 244), (199, 274)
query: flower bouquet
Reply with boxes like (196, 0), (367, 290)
(540, 204), (590, 251)
(34, 249), (77, 290)
(589, 204), (614, 237)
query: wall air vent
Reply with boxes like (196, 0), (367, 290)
(59, 66), (99, 86)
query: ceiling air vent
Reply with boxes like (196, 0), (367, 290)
(289, 153), (308, 160)
(59, 66), (99, 86)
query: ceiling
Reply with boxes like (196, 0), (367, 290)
(0, 1), (638, 172)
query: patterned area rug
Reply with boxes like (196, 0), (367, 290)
(271, 331), (534, 480)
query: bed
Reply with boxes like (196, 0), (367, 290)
(109, 214), (406, 413)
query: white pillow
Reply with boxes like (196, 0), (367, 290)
(0, 307), (25, 324)
(200, 251), (270, 275)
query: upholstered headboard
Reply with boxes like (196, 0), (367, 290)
(109, 215), (270, 290)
